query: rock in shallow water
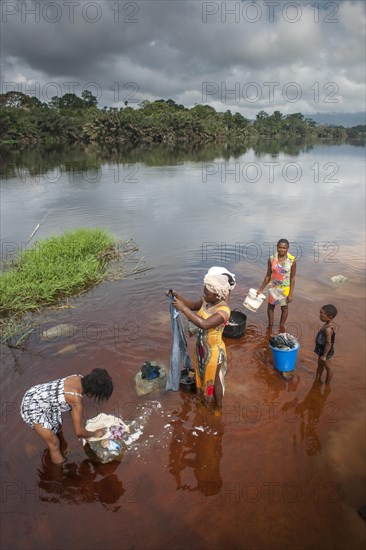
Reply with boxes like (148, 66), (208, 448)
(40, 323), (75, 341)
(330, 275), (348, 284)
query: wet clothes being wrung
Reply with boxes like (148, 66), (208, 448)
(166, 294), (193, 391)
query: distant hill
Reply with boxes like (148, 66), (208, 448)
(308, 112), (366, 128)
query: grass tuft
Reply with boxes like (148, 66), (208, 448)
(0, 228), (117, 315)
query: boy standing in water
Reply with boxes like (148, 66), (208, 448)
(314, 304), (337, 384)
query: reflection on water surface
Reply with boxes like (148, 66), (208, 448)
(0, 140), (365, 549)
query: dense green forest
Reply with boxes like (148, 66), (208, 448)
(1, 91), (364, 146)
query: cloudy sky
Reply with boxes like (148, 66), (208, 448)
(1, 0), (365, 118)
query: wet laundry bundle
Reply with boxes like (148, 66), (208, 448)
(269, 333), (299, 350)
(109, 424), (126, 439)
(83, 413), (129, 464)
(134, 361), (167, 396)
(141, 361), (161, 380)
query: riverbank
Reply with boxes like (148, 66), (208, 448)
(0, 228), (124, 347)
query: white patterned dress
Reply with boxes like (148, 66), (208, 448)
(20, 375), (83, 433)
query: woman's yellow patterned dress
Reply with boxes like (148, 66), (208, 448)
(194, 300), (230, 406)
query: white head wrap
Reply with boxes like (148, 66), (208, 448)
(203, 274), (231, 300)
(206, 266), (236, 290)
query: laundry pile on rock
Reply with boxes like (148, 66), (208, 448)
(134, 361), (167, 396)
(83, 413), (129, 464)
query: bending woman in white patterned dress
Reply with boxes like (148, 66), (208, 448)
(21, 368), (113, 464)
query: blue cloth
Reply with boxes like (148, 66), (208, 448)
(166, 296), (193, 391)
(141, 362), (161, 380)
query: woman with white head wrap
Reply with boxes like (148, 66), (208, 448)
(167, 273), (231, 408)
(203, 274), (231, 300)
(206, 266), (236, 291)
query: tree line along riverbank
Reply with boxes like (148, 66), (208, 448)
(1, 91), (365, 146)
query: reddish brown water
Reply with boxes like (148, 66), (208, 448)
(1, 282), (365, 549)
(1, 142), (365, 549)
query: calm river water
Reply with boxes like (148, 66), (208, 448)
(1, 140), (365, 549)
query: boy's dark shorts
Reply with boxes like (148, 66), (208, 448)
(315, 350), (334, 359)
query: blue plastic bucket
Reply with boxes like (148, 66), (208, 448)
(269, 343), (300, 372)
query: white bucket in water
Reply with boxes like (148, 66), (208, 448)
(243, 288), (266, 312)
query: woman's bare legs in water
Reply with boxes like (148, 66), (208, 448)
(214, 364), (224, 410)
(279, 304), (289, 333)
(268, 303), (289, 333)
(34, 424), (64, 464)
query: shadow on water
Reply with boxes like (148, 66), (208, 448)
(168, 392), (223, 497)
(37, 450), (124, 510)
(281, 381), (333, 456)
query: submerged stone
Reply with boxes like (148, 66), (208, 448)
(330, 275), (348, 284)
(40, 323), (75, 341)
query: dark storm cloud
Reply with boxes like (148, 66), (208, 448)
(1, 0), (365, 115)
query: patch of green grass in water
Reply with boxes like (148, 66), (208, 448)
(0, 228), (117, 316)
